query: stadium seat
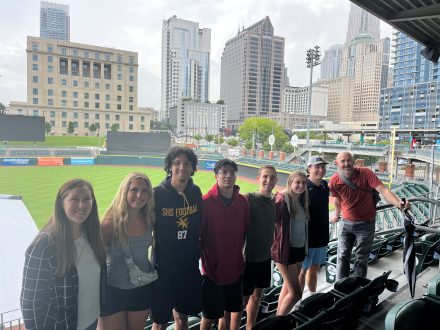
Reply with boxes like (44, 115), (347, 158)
(415, 238), (440, 275)
(294, 292), (339, 320)
(253, 314), (298, 330)
(368, 237), (387, 263)
(259, 286), (282, 319)
(426, 275), (440, 300)
(385, 298), (440, 330)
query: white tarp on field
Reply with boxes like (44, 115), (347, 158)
(0, 196), (38, 323)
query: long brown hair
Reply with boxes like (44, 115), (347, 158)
(103, 172), (155, 246)
(286, 170), (310, 220)
(36, 179), (106, 277)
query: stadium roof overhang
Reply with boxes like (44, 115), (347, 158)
(350, 0), (440, 63)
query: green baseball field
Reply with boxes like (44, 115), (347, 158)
(0, 165), (260, 229)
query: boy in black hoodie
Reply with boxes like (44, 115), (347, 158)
(151, 147), (203, 329)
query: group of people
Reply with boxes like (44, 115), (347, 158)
(20, 147), (409, 330)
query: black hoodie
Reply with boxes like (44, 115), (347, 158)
(154, 178), (202, 279)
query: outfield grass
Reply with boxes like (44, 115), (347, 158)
(6, 135), (106, 147)
(0, 166), (259, 229)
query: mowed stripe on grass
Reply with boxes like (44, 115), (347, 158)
(0, 165), (259, 229)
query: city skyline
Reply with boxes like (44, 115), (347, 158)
(0, 0), (392, 111)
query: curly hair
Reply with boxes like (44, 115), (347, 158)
(163, 146), (198, 178)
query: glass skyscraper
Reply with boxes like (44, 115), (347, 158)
(40, 1), (70, 41)
(346, 3), (380, 44)
(160, 16), (211, 120)
(379, 31), (440, 137)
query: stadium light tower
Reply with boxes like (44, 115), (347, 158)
(306, 45), (320, 146)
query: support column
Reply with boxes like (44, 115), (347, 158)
(405, 164), (415, 178)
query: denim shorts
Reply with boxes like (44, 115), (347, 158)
(302, 247), (327, 269)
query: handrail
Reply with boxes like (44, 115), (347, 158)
(0, 308), (23, 329)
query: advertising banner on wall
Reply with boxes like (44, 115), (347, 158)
(1, 158), (35, 166)
(71, 158), (95, 165)
(204, 160), (217, 170)
(37, 157), (64, 166)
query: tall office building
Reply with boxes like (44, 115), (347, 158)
(160, 16), (211, 120)
(320, 44), (343, 80)
(220, 16), (285, 125)
(346, 3), (380, 44)
(8, 36), (152, 135)
(339, 34), (390, 122)
(40, 1), (70, 41)
(379, 31), (440, 134)
(315, 77), (353, 123)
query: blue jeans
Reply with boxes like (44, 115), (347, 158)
(336, 219), (375, 280)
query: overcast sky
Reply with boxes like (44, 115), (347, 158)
(0, 0), (392, 110)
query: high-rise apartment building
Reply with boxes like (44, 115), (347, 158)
(320, 44), (343, 80)
(160, 16), (211, 120)
(379, 31), (440, 134)
(220, 16), (285, 126)
(283, 86), (328, 117)
(40, 1), (70, 41)
(345, 3), (380, 44)
(8, 36), (152, 135)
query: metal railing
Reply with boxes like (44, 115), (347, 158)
(0, 309), (23, 330)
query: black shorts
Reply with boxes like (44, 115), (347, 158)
(100, 283), (153, 316)
(243, 259), (272, 296)
(202, 275), (243, 320)
(151, 272), (202, 324)
(288, 246), (306, 265)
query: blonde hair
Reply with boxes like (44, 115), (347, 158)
(36, 179), (106, 277)
(286, 170), (310, 220)
(103, 172), (155, 246)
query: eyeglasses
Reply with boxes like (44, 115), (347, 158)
(218, 170), (237, 176)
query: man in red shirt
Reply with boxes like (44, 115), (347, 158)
(200, 159), (249, 330)
(329, 151), (409, 279)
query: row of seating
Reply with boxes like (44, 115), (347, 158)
(254, 271), (398, 330)
(385, 275), (440, 330)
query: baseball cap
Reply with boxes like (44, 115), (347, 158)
(307, 156), (329, 167)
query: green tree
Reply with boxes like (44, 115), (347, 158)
(281, 142), (295, 154)
(227, 138), (238, 147)
(215, 136), (225, 144)
(216, 100), (225, 104)
(193, 133), (202, 142)
(89, 123), (97, 135)
(205, 134), (214, 145)
(0, 102), (6, 113)
(110, 124), (119, 132)
(238, 117), (287, 151)
(45, 122), (51, 134)
(67, 121), (74, 134)
(295, 131), (329, 140)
